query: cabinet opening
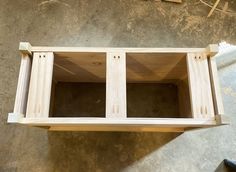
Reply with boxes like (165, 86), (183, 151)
(50, 52), (106, 117)
(126, 52), (192, 118)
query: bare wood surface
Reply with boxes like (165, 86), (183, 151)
(106, 52), (127, 118)
(13, 54), (31, 115)
(26, 52), (54, 118)
(187, 53), (214, 118)
(208, 58), (224, 115)
(207, 0), (221, 17)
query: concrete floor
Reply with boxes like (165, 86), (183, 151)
(0, 0), (236, 171)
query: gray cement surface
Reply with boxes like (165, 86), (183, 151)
(0, 0), (236, 171)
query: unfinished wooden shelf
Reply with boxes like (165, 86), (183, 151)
(8, 42), (228, 132)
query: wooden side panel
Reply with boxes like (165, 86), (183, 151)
(26, 52), (54, 118)
(208, 58), (224, 115)
(106, 52), (126, 118)
(187, 53), (214, 118)
(49, 80), (57, 117)
(13, 54), (31, 115)
(177, 78), (192, 118)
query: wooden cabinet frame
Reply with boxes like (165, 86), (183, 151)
(8, 42), (229, 132)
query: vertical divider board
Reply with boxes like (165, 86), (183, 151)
(26, 52), (54, 118)
(106, 52), (127, 118)
(186, 52), (215, 118)
(13, 53), (32, 115)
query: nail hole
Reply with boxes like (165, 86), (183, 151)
(39, 55), (41, 58)
(118, 56), (120, 59)
(43, 55), (46, 58)
(194, 56), (197, 59)
(114, 56), (116, 59)
(198, 56), (201, 59)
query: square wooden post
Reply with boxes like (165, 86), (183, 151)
(106, 52), (127, 118)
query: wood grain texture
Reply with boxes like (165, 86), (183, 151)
(32, 46), (206, 53)
(19, 42), (32, 55)
(53, 52), (106, 82)
(53, 52), (187, 82)
(26, 52), (54, 118)
(48, 126), (184, 132)
(13, 53), (31, 115)
(106, 52), (127, 118)
(19, 117), (217, 127)
(207, 0), (221, 17)
(176, 78), (192, 118)
(208, 58), (224, 115)
(187, 53), (215, 118)
(126, 53), (187, 81)
(10, 44), (227, 131)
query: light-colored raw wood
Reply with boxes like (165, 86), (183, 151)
(222, 2), (228, 13)
(53, 52), (187, 82)
(13, 53), (31, 115)
(48, 126), (184, 132)
(49, 80), (57, 117)
(53, 52), (106, 82)
(187, 53), (215, 118)
(215, 115), (229, 124)
(176, 78), (192, 118)
(106, 52), (127, 118)
(15, 117), (218, 132)
(32, 46), (206, 53)
(207, 0), (221, 17)
(8, 43), (228, 132)
(208, 58), (224, 116)
(26, 52), (54, 118)
(19, 117), (217, 126)
(19, 42), (32, 55)
(206, 44), (219, 57)
(162, 0), (182, 3)
(7, 113), (24, 123)
(126, 53), (187, 82)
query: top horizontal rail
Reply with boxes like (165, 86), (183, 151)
(17, 117), (217, 126)
(19, 42), (218, 57)
(31, 47), (206, 53)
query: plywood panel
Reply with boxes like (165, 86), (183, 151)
(53, 52), (187, 82)
(53, 52), (106, 82)
(126, 53), (187, 82)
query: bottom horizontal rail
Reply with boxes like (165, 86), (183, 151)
(8, 113), (227, 132)
(18, 117), (217, 126)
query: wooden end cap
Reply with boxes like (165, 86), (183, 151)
(8, 113), (24, 123)
(215, 114), (230, 125)
(19, 42), (32, 55)
(206, 44), (219, 57)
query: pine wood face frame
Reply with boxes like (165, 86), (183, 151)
(8, 42), (228, 132)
